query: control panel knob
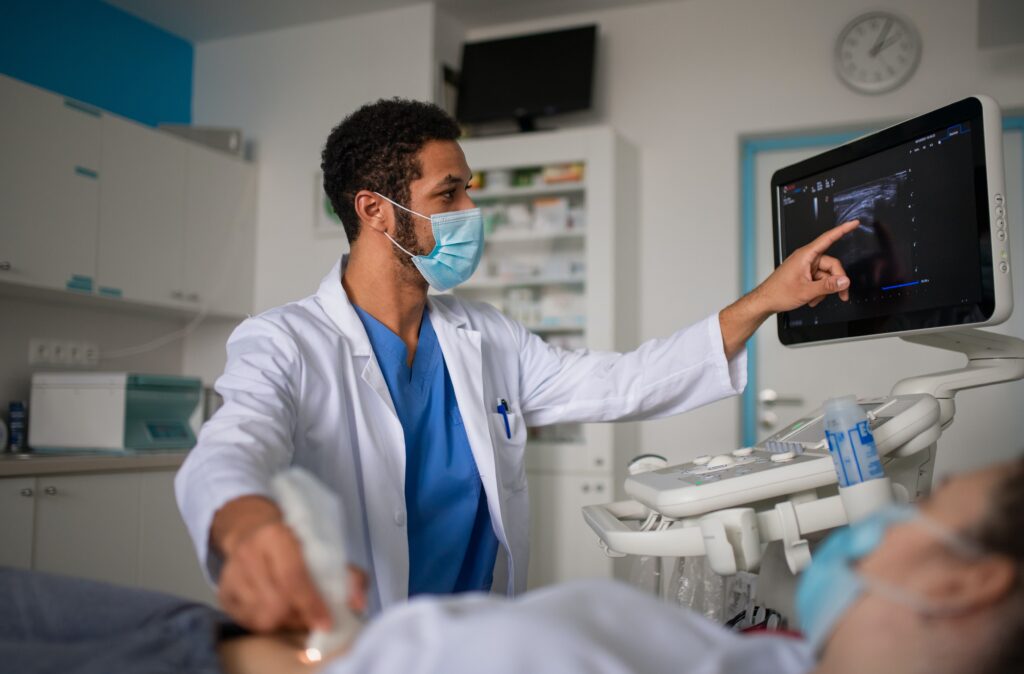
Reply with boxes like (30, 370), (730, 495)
(732, 447), (753, 457)
(707, 454), (736, 468)
(770, 450), (797, 463)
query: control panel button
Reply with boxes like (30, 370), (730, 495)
(998, 230), (1007, 241)
(1000, 261), (1009, 274)
(995, 193), (1004, 206)
(995, 205), (1005, 219)
(707, 454), (737, 469)
(732, 447), (753, 457)
(693, 455), (711, 465)
(770, 450), (797, 463)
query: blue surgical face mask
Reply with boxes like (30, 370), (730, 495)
(795, 504), (982, 654)
(373, 192), (483, 292)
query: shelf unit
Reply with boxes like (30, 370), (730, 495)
(456, 127), (639, 587)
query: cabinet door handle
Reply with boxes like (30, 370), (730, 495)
(20, 488), (33, 497)
(44, 486), (58, 496)
(186, 292), (200, 303)
(0, 261), (11, 271)
(171, 290), (185, 300)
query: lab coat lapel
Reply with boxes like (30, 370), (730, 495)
(315, 256), (409, 605)
(428, 299), (509, 553)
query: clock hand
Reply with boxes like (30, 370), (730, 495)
(870, 18), (894, 57)
(876, 30), (903, 55)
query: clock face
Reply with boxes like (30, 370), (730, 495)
(835, 13), (921, 94)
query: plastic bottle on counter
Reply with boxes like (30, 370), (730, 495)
(823, 395), (884, 488)
(8, 401), (26, 452)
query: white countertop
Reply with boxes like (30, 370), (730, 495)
(0, 449), (189, 477)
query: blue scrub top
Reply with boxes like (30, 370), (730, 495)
(353, 305), (498, 596)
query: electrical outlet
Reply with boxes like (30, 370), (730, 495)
(28, 339), (100, 367)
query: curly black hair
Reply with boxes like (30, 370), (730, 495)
(321, 98), (462, 243)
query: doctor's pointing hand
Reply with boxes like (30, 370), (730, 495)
(175, 99), (857, 633)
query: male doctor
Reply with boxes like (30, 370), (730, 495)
(176, 98), (857, 633)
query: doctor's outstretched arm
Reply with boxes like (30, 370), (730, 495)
(718, 219), (857, 358)
(512, 220), (857, 427)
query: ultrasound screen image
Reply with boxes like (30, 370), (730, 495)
(776, 121), (986, 340)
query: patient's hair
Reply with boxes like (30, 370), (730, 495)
(974, 456), (1024, 673)
(321, 98), (461, 243)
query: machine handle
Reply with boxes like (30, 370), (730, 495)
(44, 486), (57, 496)
(20, 488), (33, 497)
(582, 501), (706, 557)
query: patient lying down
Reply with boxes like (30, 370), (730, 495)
(3, 458), (1022, 674)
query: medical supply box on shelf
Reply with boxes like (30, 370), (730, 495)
(28, 372), (202, 451)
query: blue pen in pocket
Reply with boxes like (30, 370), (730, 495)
(496, 398), (512, 439)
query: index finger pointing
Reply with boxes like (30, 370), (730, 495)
(807, 219), (860, 255)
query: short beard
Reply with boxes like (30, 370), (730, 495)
(391, 209), (429, 287)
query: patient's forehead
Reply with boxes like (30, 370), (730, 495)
(923, 464), (1005, 531)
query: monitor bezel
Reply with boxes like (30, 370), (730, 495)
(771, 95), (1011, 347)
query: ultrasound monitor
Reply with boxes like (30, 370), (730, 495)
(772, 96), (1010, 346)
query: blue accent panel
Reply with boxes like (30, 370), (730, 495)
(97, 286), (123, 298)
(738, 115), (1024, 447)
(0, 0), (193, 127)
(74, 166), (99, 179)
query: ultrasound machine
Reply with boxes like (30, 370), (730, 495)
(584, 96), (1022, 612)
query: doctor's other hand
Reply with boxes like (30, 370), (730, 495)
(213, 495), (352, 633)
(755, 219), (859, 313)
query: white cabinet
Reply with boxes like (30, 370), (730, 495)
(0, 469), (215, 604)
(0, 75), (100, 290)
(33, 473), (140, 585)
(0, 74), (257, 317)
(138, 470), (215, 603)
(97, 114), (188, 305)
(526, 472), (614, 588)
(183, 143), (257, 316)
(457, 127), (639, 586)
(0, 477), (36, 569)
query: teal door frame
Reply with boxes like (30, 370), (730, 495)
(739, 115), (1024, 446)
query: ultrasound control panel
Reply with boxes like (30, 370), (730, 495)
(625, 395), (939, 518)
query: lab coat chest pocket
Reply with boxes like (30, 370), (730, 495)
(489, 411), (527, 492)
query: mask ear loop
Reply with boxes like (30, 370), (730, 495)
(369, 191), (429, 259)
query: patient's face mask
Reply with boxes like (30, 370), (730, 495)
(795, 504), (983, 653)
(373, 192), (483, 292)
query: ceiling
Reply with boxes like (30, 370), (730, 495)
(104, 0), (675, 43)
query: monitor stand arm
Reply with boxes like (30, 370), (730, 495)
(891, 329), (1024, 429)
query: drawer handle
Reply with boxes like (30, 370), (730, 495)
(44, 486), (58, 496)
(20, 488), (33, 497)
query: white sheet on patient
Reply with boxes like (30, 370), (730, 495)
(324, 579), (814, 674)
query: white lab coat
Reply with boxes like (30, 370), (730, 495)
(175, 257), (746, 613)
(325, 580), (813, 674)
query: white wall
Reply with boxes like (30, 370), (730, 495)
(465, 0), (1024, 464)
(0, 296), (185, 406)
(181, 3), (439, 385)
(190, 3), (436, 313)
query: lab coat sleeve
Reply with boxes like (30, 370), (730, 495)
(511, 312), (746, 427)
(174, 316), (302, 583)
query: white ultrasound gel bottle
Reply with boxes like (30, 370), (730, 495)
(823, 395), (893, 521)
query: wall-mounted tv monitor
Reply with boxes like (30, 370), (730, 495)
(456, 25), (597, 132)
(772, 96), (1010, 346)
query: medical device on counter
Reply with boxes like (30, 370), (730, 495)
(272, 467), (363, 662)
(28, 372), (201, 451)
(584, 95), (1022, 586)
